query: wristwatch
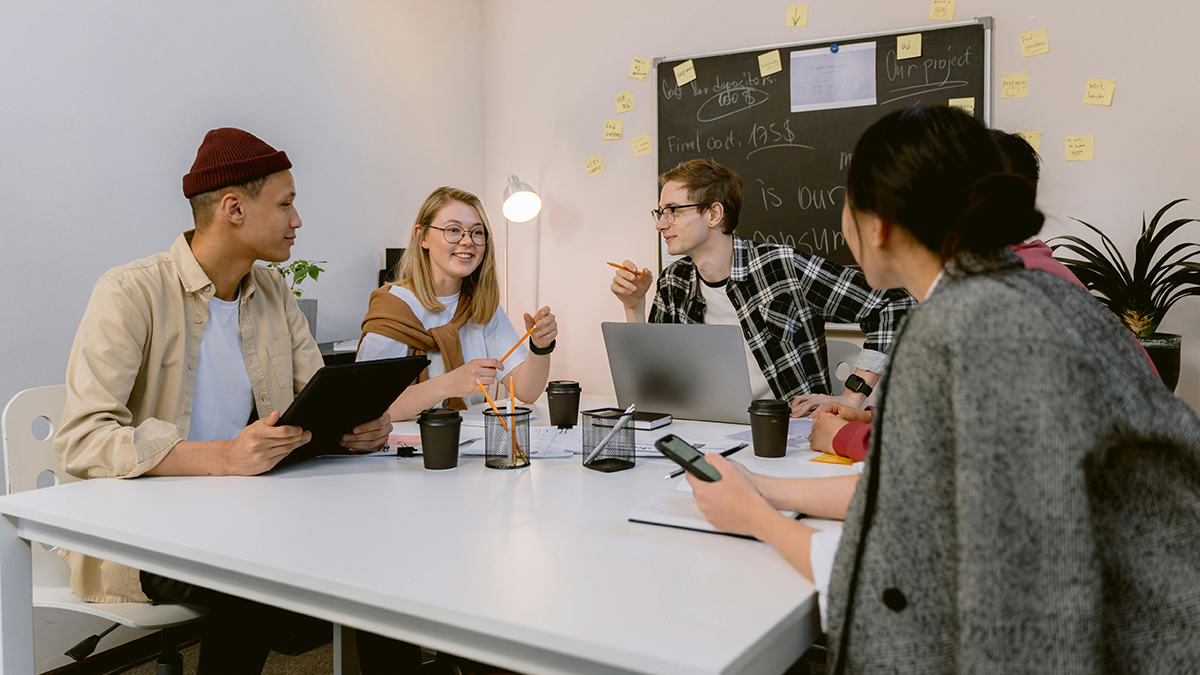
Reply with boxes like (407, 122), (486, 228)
(843, 373), (873, 397)
(529, 338), (556, 356)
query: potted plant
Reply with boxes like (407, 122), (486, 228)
(267, 259), (326, 338)
(1051, 199), (1200, 392)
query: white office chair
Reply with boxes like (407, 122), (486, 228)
(825, 339), (862, 389)
(2, 385), (206, 671)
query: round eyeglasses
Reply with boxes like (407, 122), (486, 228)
(425, 224), (488, 245)
(650, 203), (704, 224)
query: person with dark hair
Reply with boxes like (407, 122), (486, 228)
(610, 158), (915, 416)
(54, 128), (392, 674)
(683, 106), (1200, 672)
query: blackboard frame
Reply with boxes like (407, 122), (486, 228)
(652, 17), (994, 273)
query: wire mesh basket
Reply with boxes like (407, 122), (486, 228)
(581, 409), (636, 473)
(483, 407), (531, 469)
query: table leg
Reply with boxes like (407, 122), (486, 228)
(332, 623), (360, 675)
(0, 516), (33, 673)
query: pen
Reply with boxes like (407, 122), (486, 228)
(665, 443), (748, 479)
(607, 262), (644, 276)
(585, 403), (635, 463)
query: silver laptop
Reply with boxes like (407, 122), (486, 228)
(602, 323), (753, 424)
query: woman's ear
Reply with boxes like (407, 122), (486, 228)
(415, 224), (429, 250)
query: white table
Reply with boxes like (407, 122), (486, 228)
(0, 395), (854, 674)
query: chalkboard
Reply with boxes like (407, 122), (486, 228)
(655, 19), (992, 268)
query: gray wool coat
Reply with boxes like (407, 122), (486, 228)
(826, 249), (1200, 674)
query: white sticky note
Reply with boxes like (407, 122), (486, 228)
(631, 133), (652, 158)
(628, 58), (651, 81)
(1015, 131), (1042, 153)
(615, 90), (635, 114)
(786, 4), (809, 27)
(673, 59), (696, 86)
(929, 0), (956, 21)
(1020, 29), (1050, 58)
(603, 120), (622, 140)
(758, 50), (783, 77)
(585, 154), (605, 177)
(949, 97), (975, 115)
(1083, 78), (1116, 106)
(897, 33), (922, 60)
(1001, 73), (1029, 99)
(1065, 135), (1094, 162)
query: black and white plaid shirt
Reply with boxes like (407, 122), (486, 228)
(649, 236), (916, 399)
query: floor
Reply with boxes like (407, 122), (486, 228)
(114, 642), (331, 675)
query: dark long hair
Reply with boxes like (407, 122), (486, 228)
(846, 106), (1044, 260)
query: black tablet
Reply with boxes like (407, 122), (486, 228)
(273, 355), (429, 468)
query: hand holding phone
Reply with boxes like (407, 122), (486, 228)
(655, 434), (722, 482)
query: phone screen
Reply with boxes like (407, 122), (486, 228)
(655, 435), (722, 482)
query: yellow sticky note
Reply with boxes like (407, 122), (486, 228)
(1015, 131), (1042, 153)
(603, 120), (622, 141)
(811, 453), (854, 465)
(673, 59), (696, 86)
(585, 154), (605, 177)
(632, 133), (652, 158)
(1020, 29), (1050, 58)
(786, 4), (809, 27)
(758, 50), (782, 77)
(1001, 72), (1029, 99)
(1083, 78), (1116, 106)
(949, 97), (975, 115)
(929, 0), (956, 21)
(615, 90), (635, 114)
(897, 33), (922, 60)
(1065, 135), (1094, 162)
(628, 58), (651, 81)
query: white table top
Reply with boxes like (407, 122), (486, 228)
(0, 395), (854, 675)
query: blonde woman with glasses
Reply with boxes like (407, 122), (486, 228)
(357, 186), (557, 423)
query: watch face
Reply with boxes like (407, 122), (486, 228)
(845, 374), (863, 389)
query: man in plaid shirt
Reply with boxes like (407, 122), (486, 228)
(611, 159), (915, 416)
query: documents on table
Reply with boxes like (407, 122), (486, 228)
(629, 491), (796, 540)
(725, 417), (813, 448)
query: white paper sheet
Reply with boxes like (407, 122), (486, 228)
(790, 41), (877, 112)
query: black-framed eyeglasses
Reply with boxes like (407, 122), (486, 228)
(650, 204), (705, 224)
(425, 224), (488, 245)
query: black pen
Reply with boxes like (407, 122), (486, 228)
(665, 443), (748, 479)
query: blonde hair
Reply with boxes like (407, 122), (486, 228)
(394, 187), (500, 326)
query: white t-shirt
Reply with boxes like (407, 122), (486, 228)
(356, 286), (529, 407)
(698, 276), (774, 400)
(188, 294), (254, 442)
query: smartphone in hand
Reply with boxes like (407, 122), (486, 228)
(655, 434), (722, 482)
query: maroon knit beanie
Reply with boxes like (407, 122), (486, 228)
(182, 128), (292, 198)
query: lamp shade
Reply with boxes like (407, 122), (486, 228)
(502, 175), (542, 223)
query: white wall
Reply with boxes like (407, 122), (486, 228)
(0, 1), (484, 670)
(482, 0), (1200, 410)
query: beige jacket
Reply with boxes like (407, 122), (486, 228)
(54, 231), (324, 602)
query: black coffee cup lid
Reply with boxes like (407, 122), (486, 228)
(546, 380), (581, 393)
(748, 399), (790, 415)
(419, 408), (461, 424)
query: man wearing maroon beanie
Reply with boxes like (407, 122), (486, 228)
(54, 128), (392, 673)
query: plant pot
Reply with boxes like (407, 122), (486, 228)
(296, 298), (318, 339)
(1139, 333), (1181, 393)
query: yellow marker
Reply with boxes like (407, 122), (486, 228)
(673, 59), (696, 87)
(1065, 135), (1094, 162)
(628, 58), (651, 81)
(585, 154), (605, 177)
(604, 120), (623, 141)
(785, 4), (809, 27)
(615, 90), (635, 114)
(1020, 29), (1050, 58)
(897, 33), (922, 60)
(929, 0), (956, 21)
(811, 453), (854, 465)
(1083, 78), (1116, 106)
(631, 133), (652, 158)
(1015, 131), (1042, 153)
(949, 97), (975, 115)
(758, 50), (783, 77)
(1001, 72), (1029, 99)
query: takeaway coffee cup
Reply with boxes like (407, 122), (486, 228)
(545, 380), (582, 428)
(418, 408), (461, 471)
(748, 399), (790, 458)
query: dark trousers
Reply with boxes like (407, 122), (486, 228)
(141, 571), (307, 675)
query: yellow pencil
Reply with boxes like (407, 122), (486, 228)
(509, 377), (517, 463)
(607, 261), (644, 276)
(501, 323), (538, 365)
(478, 381), (526, 462)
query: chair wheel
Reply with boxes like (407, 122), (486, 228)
(156, 650), (183, 675)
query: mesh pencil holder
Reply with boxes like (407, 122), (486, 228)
(483, 407), (532, 470)
(581, 409), (636, 473)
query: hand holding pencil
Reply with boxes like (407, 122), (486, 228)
(609, 259), (653, 311)
(521, 306), (558, 352)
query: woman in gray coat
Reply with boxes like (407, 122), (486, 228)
(688, 105), (1200, 673)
